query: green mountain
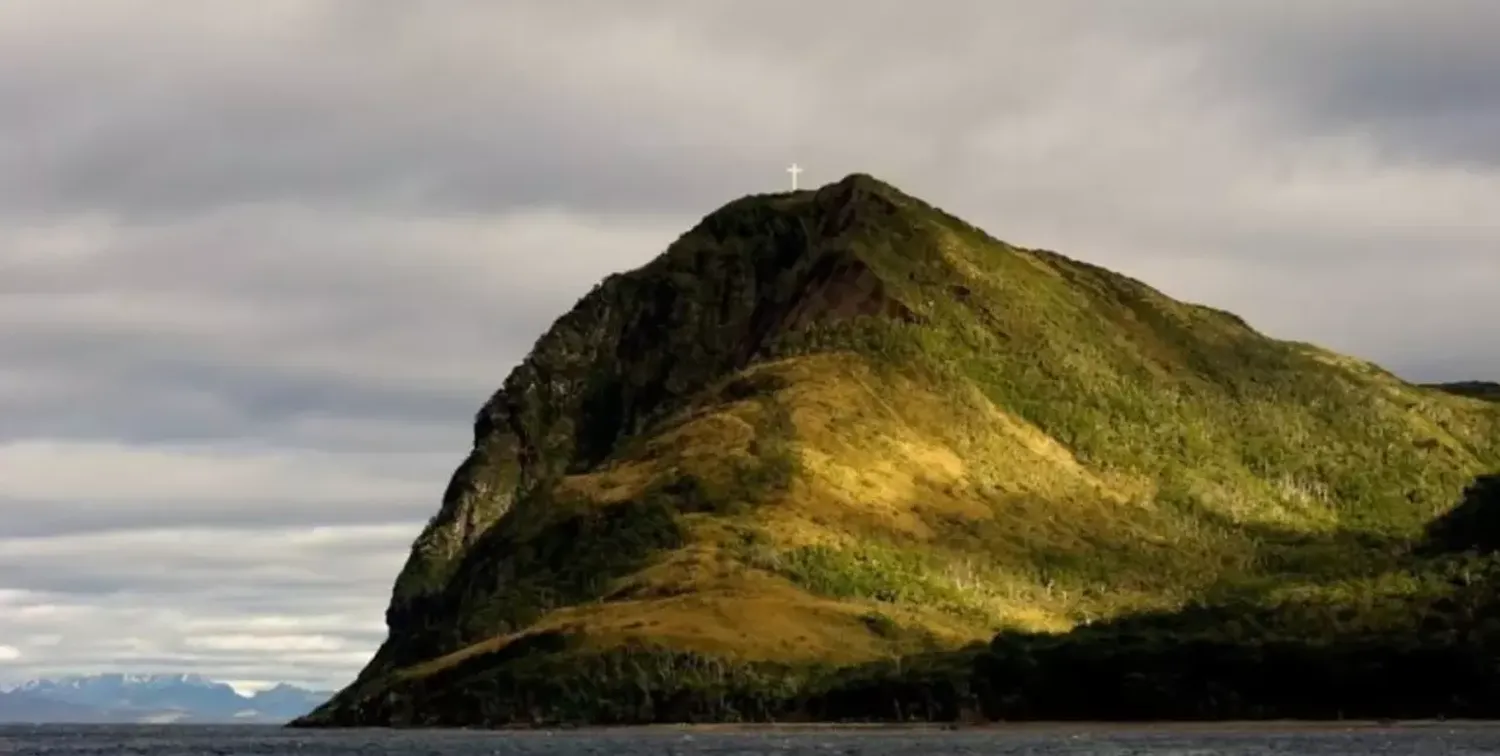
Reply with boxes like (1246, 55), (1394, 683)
(295, 174), (1500, 727)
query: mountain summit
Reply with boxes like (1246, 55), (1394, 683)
(297, 174), (1500, 726)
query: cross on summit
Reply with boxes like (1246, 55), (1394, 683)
(787, 163), (803, 191)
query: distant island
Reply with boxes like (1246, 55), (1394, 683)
(0, 674), (331, 724)
(292, 174), (1500, 727)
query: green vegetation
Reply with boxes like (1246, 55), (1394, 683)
(296, 173), (1500, 728)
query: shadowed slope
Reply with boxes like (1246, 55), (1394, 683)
(295, 174), (1500, 727)
(1429, 381), (1500, 403)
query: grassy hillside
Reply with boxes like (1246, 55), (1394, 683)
(296, 174), (1500, 727)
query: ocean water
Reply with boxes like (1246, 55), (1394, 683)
(4, 724), (1500, 755)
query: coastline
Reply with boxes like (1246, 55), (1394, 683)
(536, 719), (1500, 735)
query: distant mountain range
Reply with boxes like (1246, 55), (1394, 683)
(0, 674), (333, 724)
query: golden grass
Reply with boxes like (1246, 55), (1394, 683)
(399, 564), (985, 681)
(387, 321), (1499, 691)
(392, 349), (1233, 685)
(392, 352), (1104, 680)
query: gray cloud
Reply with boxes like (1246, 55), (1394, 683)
(0, 526), (404, 687)
(1183, 2), (1500, 166)
(0, 0), (1497, 690)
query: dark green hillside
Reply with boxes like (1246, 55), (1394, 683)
(1430, 381), (1500, 403)
(295, 174), (1500, 727)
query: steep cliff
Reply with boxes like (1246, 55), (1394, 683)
(296, 174), (1500, 726)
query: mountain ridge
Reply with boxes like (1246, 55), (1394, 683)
(295, 173), (1500, 727)
(0, 674), (332, 724)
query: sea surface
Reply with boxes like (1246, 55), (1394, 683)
(5, 724), (1500, 755)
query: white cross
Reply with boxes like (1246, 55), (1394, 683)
(787, 163), (803, 191)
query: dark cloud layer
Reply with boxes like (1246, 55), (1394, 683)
(1, 1), (1496, 690)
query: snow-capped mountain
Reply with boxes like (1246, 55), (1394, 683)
(240, 683), (329, 717)
(0, 674), (333, 724)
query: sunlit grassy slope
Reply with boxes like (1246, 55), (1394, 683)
(298, 174), (1499, 727)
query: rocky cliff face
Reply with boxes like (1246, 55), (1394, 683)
(298, 174), (1500, 727)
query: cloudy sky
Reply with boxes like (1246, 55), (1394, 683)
(2, 1), (1498, 692)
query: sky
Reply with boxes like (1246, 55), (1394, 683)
(1, 1), (1498, 691)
